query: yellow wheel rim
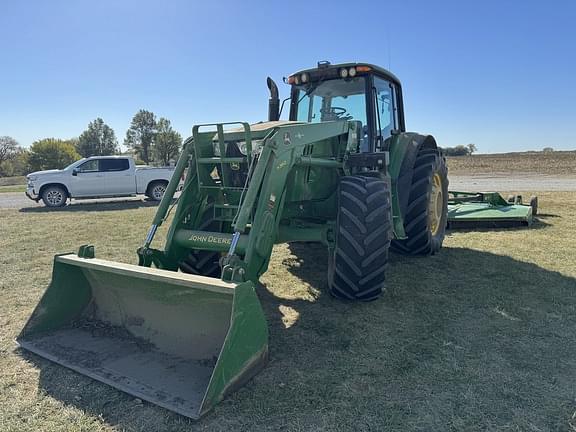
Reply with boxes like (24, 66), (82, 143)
(429, 172), (444, 236)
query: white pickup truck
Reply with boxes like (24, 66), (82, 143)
(26, 156), (175, 207)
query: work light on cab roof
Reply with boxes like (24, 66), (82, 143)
(288, 62), (372, 84)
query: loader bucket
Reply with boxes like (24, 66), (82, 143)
(16, 254), (268, 419)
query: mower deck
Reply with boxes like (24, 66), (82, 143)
(447, 191), (535, 228)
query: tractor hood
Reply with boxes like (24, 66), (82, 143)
(209, 121), (306, 157)
(212, 121), (303, 142)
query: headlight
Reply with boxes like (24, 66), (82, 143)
(236, 140), (262, 156)
(237, 141), (248, 155)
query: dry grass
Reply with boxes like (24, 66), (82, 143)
(0, 176), (26, 187)
(0, 177), (26, 194)
(0, 185), (26, 194)
(1, 194), (576, 431)
(447, 151), (576, 176)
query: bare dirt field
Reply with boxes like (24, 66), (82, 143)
(447, 151), (576, 191)
(447, 150), (576, 176)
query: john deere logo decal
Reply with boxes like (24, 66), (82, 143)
(189, 234), (232, 245)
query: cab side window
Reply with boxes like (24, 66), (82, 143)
(100, 159), (129, 172)
(77, 160), (99, 172)
(373, 77), (396, 141)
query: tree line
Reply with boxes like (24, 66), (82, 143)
(0, 110), (182, 176)
(441, 144), (478, 156)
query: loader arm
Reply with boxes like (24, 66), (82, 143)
(154, 120), (362, 283)
(227, 121), (359, 282)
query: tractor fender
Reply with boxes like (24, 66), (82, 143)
(389, 132), (439, 218)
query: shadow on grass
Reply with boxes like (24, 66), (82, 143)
(18, 198), (168, 213)
(18, 243), (576, 431)
(536, 213), (561, 218)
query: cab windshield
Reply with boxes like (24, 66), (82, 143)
(294, 77), (367, 125)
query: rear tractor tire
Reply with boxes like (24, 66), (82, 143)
(41, 185), (68, 208)
(391, 147), (448, 255)
(327, 175), (392, 301)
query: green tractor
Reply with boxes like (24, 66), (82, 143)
(18, 62), (448, 418)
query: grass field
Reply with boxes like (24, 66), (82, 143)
(1, 191), (575, 431)
(0, 185), (26, 193)
(0, 176), (26, 193)
(0, 176), (26, 187)
(447, 151), (576, 176)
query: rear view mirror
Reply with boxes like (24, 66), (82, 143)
(72, 168), (79, 176)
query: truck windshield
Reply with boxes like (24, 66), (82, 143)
(64, 159), (85, 170)
(294, 77), (367, 125)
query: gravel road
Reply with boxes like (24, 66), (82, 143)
(1, 174), (575, 210)
(449, 174), (576, 192)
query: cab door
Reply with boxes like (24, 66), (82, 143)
(372, 76), (397, 151)
(100, 158), (135, 195)
(69, 159), (103, 197)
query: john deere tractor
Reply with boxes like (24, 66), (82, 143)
(18, 62), (448, 418)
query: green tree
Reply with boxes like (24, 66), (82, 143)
(153, 118), (182, 165)
(77, 118), (118, 157)
(442, 145), (471, 156)
(125, 110), (157, 164)
(0, 149), (30, 176)
(0, 136), (19, 165)
(467, 143), (478, 154)
(28, 138), (81, 172)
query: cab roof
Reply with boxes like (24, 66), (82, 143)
(289, 62), (402, 87)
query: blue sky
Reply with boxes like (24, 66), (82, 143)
(1, 0), (575, 153)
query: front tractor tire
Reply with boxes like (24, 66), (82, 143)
(328, 176), (392, 301)
(179, 203), (222, 278)
(41, 185), (68, 208)
(391, 148), (448, 255)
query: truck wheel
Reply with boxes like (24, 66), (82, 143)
(327, 175), (392, 301)
(147, 181), (168, 201)
(391, 148), (448, 255)
(41, 185), (68, 208)
(179, 203), (222, 277)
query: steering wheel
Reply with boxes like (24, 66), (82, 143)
(320, 106), (352, 121)
(331, 107), (348, 117)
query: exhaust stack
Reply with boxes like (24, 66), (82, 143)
(267, 77), (279, 121)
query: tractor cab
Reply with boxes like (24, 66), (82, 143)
(284, 62), (406, 153)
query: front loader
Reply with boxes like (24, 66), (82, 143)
(17, 62), (449, 418)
